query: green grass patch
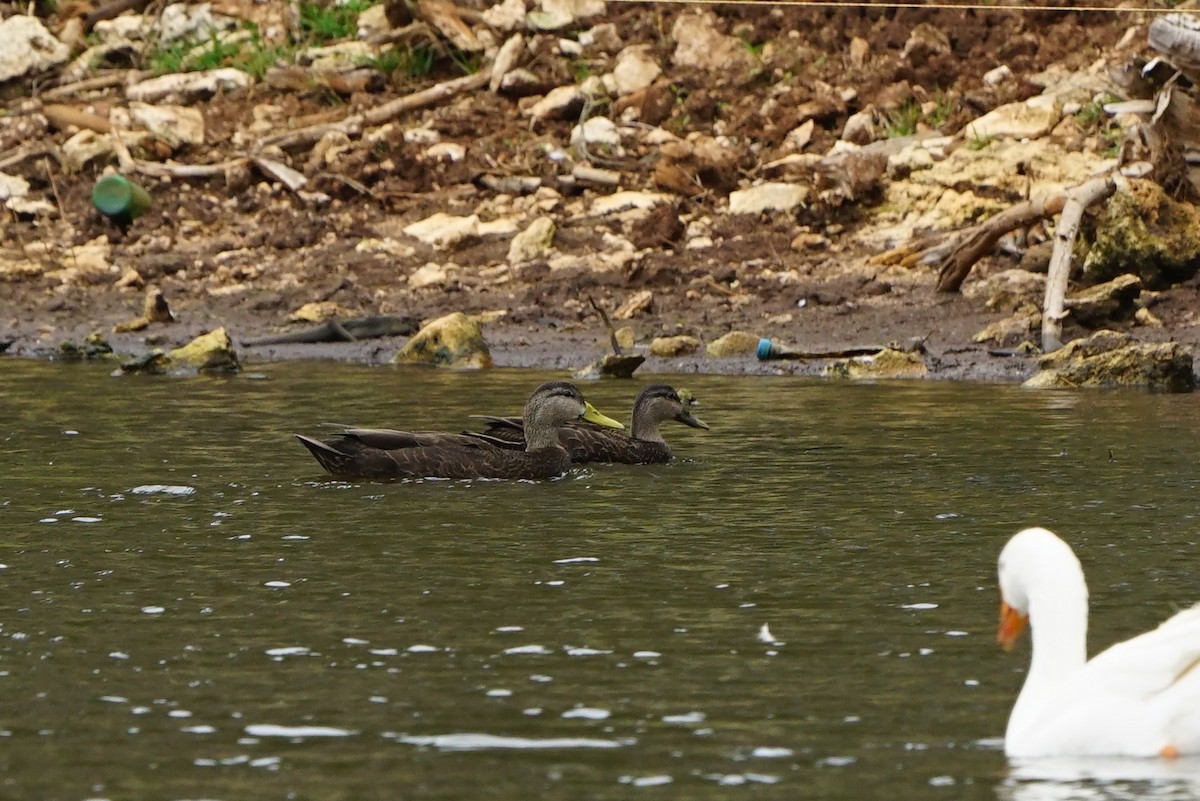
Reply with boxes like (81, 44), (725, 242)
(883, 100), (921, 138)
(298, 0), (378, 43)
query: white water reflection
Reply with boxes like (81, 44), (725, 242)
(392, 732), (629, 750)
(999, 758), (1200, 800)
(244, 724), (357, 738)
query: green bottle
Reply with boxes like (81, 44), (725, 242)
(92, 174), (151, 230)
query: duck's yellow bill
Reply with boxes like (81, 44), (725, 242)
(582, 402), (624, 429)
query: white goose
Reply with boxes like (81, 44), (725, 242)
(997, 527), (1200, 758)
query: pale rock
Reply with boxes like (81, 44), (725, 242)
(579, 74), (605, 97)
(7, 197), (55, 217)
(426, 142), (466, 162)
(611, 45), (661, 96)
(973, 306), (1040, 346)
(158, 3), (236, 42)
(0, 16), (69, 82)
(868, 139), (1112, 243)
(126, 69), (253, 103)
(558, 38), (584, 56)
(408, 262), (450, 288)
(356, 238), (417, 258)
(614, 289), (653, 319)
(477, 217), (520, 236)
(0, 254), (43, 281)
(571, 116), (620, 148)
(984, 64), (1014, 86)
(964, 268), (1046, 312)
(124, 102), (205, 148)
(93, 15), (147, 42)
(590, 190), (672, 217)
(848, 36), (869, 68)
(61, 130), (116, 170)
(964, 95), (1062, 141)
(728, 183), (808, 215)
(786, 119), (815, 151)
(526, 85), (584, 121)
(47, 237), (114, 285)
(887, 141), (936, 176)
(311, 130), (353, 166)
(1135, 307), (1163, 327)
(499, 68), (542, 95)
(298, 41), (376, 71)
(0, 173), (30, 201)
(403, 213), (480, 249)
(483, 0), (527, 31)
(841, 108), (876, 144)
(508, 216), (556, 263)
(672, 11), (747, 72)
(900, 23), (951, 62)
(404, 126), (441, 144)
(527, 0), (605, 30)
(686, 236), (714, 250)
(357, 4), (391, 38)
(490, 33), (525, 92)
(580, 22), (622, 52)
(706, 330), (759, 357)
(649, 335), (701, 357)
(791, 232), (829, 250)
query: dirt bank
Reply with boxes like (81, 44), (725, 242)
(2, 2), (1192, 383)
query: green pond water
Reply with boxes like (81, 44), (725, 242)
(3, 360), (1200, 800)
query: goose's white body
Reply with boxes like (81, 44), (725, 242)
(998, 527), (1200, 758)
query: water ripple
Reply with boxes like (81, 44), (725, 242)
(392, 733), (628, 751)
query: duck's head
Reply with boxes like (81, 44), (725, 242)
(632, 384), (710, 437)
(523, 382), (623, 446)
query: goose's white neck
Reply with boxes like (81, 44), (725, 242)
(1007, 581), (1089, 743)
(1000, 528), (1090, 750)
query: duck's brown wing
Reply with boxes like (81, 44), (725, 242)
(343, 427), (481, 449)
(296, 431), (569, 480)
(469, 415), (527, 446)
(558, 425), (672, 465)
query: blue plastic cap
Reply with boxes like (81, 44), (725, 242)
(756, 338), (775, 360)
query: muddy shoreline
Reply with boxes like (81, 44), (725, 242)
(1, 267), (1043, 382)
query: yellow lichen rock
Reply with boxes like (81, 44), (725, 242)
(167, 327), (240, 372)
(824, 347), (928, 380)
(392, 312), (493, 369)
(705, 330), (759, 357)
(1023, 330), (1194, 391)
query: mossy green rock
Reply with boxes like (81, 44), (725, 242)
(1024, 329), (1194, 391)
(1084, 180), (1200, 289)
(392, 312), (493, 369)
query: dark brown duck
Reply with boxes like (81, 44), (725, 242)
(471, 384), (708, 465)
(295, 381), (623, 480)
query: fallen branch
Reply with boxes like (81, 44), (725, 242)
(260, 70), (490, 151)
(934, 192), (1067, 292)
(43, 70), (147, 101)
(83, 0), (155, 31)
(0, 142), (55, 172)
(1042, 174), (1117, 352)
